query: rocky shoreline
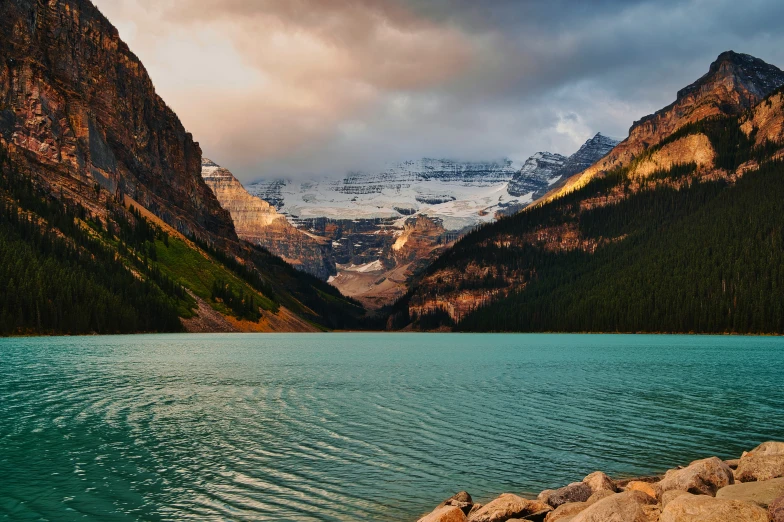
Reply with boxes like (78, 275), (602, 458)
(418, 441), (784, 522)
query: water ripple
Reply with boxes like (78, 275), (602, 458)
(1, 333), (783, 521)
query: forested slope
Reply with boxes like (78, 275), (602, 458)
(394, 86), (784, 333)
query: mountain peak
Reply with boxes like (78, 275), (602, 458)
(677, 50), (784, 102)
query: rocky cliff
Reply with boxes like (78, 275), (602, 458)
(201, 159), (335, 280)
(0, 0), (235, 240)
(548, 51), (784, 200)
(0, 0), (368, 333)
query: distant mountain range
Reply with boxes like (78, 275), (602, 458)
(234, 136), (618, 308)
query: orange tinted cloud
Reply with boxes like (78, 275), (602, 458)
(95, 0), (474, 175)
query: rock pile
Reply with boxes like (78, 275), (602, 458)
(418, 441), (784, 522)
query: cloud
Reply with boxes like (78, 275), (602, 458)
(93, 0), (784, 181)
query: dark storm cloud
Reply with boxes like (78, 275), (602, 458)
(94, 0), (784, 182)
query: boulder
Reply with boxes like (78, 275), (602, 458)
(582, 471), (616, 494)
(624, 481), (657, 499)
(419, 505), (468, 522)
(544, 502), (589, 522)
(715, 476), (784, 508)
(570, 491), (659, 522)
(735, 441), (784, 482)
(770, 495), (784, 522)
(467, 494), (551, 522)
(585, 490), (614, 504)
(437, 491), (474, 515)
(655, 457), (734, 497)
(539, 482), (593, 508)
(660, 490), (690, 509)
(659, 492), (768, 522)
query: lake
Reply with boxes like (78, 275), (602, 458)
(1, 333), (783, 520)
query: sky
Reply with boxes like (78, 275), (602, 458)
(93, 0), (784, 183)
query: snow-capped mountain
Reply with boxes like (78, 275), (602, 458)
(507, 152), (567, 197)
(247, 159), (523, 231)
(507, 133), (619, 199)
(248, 136), (619, 232)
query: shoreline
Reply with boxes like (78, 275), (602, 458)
(417, 441), (784, 521)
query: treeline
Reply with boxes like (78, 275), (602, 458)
(211, 278), (260, 321)
(0, 154), (186, 335)
(458, 160), (784, 333)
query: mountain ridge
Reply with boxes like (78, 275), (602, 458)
(391, 50), (784, 332)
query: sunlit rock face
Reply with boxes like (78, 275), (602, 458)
(549, 51), (784, 201)
(201, 159), (335, 280)
(0, 0), (235, 240)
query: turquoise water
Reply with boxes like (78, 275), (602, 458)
(1, 333), (783, 521)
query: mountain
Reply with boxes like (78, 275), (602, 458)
(201, 159), (335, 280)
(391, 51), (784, 333)
(547, 51), (784, 201)
(507, 152), (566, 197)
(248, 158), (522, 231)
(0, 0), (365, 335)
(506, 133), (619, 202)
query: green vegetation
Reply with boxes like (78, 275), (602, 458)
(0, 153), (186, 335)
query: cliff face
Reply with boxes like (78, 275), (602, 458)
(548, 51), (784, 200)
(201, 159), (336, 280)
(0, 0), (235, 239)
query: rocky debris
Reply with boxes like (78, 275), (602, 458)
(659, 492), (768, 522)
(716, 476), (784, 508)
(569, 490), (658, 522)
(655, 457), (734, 497)
(466, 494), (551, 522)
(735, 441), (784, 482)
(424, 443), (784, 522)
(770, 495), (784, 522)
